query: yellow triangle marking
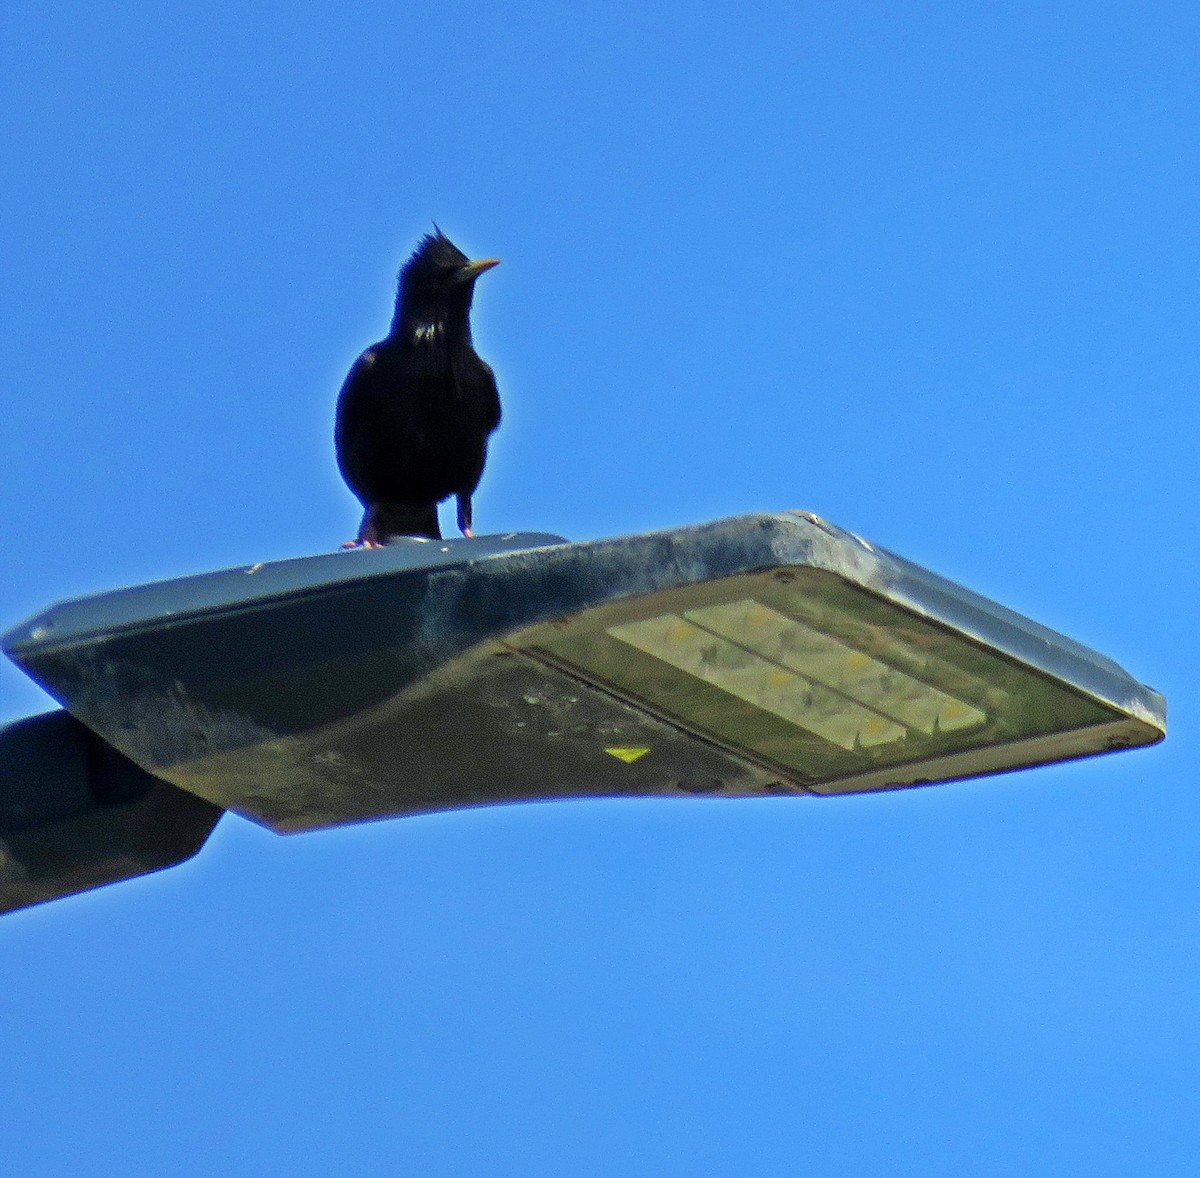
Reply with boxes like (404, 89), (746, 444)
(605, 746), (651, 764)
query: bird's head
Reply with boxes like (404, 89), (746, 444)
(395, 228), (499, 329)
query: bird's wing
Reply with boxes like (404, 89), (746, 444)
(476, 359), (502, 434)
(334, 349), (384, 501)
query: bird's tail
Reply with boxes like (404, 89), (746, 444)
(361, 502), (442, 542)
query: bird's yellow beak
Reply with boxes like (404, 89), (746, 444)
(455, 257), (501, 283)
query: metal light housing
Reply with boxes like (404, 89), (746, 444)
(3, 513), (1164, 854)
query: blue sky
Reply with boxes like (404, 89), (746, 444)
(2, 2), (1197, 1173)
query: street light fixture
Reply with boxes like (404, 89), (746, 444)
(1, 512), (1165, 915)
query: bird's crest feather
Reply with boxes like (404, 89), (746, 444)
(402, 228), (470, 279)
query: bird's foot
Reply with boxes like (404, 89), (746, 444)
(455, 493), (474, 539)
(345, 508), (386, 549)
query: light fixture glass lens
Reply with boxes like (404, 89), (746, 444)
(521, 570), (1116, 787)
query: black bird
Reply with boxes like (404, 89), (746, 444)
(335, 229), (501, 545)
